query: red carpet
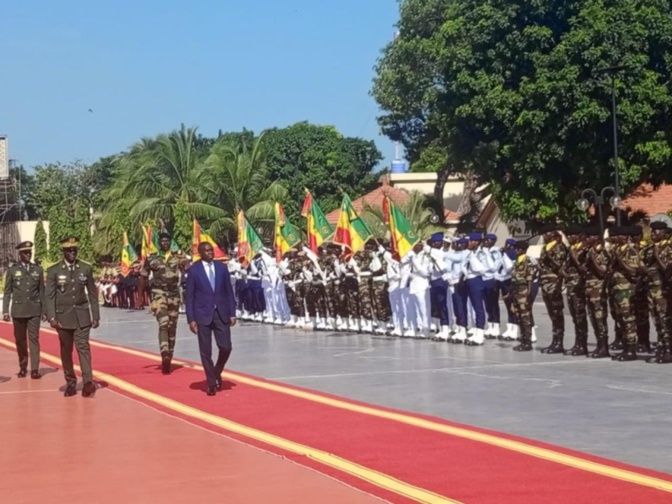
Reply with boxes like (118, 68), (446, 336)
(3, 325), (671, 503)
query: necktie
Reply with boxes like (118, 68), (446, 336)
(207, 263), (215, 290)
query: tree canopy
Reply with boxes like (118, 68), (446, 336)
(372, 0), (672, 223)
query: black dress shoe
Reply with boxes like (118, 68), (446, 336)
(64, 384), (77, 397)
(82, 381), (96, 397)
(206, 386), (216, 396)
(215, 378), (222, 391)
(30, 370), (41, 379)
(18, 369), (27, 378)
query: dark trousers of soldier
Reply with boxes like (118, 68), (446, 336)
(611, 278), (637, 346)
(649, 280), (672, 346)
(483, 279), (500, 324)
(499, 279), (516, 324)
(57, 325), (93, 385)
(306, 283), (327, 318)
(358, 278), (375, 321)
(285, 286), (303, 317)
(566, 279), (589, 352)
(13, 317), (41, 372)
(153, 293), (180, 356)
(585, 278), (609, 348)
(511, 287), (533, 343)
(249, 280), (266, 314)
(343, 277), (361, 320)
(466, 277), (486, 329)
(453, 283), (468, 327)
(634, 280), (651, 350)
(235, 280), (247, 312)
(330, 283), (348, 320)
(372, 280), (391, 323)
(540, 277), (565, 339)
(608, 284), (623, 348)
(430, 278), (450, 326)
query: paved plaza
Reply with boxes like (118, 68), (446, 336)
(93, 302), (672, 474)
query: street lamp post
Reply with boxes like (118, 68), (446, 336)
(594, 65), (627, 225)
(576, 186), (620, 238)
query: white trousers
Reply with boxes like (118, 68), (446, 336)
(388, 288), (404, 329)
(411, 289), (431, 331)
(400, 287), (415, 329)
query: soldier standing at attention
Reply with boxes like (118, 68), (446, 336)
(608, 226), (642, 362)
(562, 225), (589, 356)
(644, 221), (671, 363)
(3, 241), (46, 378)
(509, 240), (535, 351)
(538, 224), (568, 354)
(138, 232), (181, 374)
(583, 227), (611, 358)
(46, 237), (100, 397)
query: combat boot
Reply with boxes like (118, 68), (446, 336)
(590, 338), (610, 359)
(612, 343), (638, 362)
(609, 333), (624, 351)
(566, 332), (588, 356)
(647, 341), (672, 364)
(161, 352), (172, 375)
(541, 330), (564, 354)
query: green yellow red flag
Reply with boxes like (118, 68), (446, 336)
(192, 219), (228, 262)
(120, 231), (138, 277)
(383, 196), (418, 259)
(140, 224), (158, 260)
(333, 193), (373, 254)
(237, 210), (263, 266)
(300, 190), (334, 253)
(274, 202), (302, 262)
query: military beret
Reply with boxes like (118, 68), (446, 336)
(60, 237), (79, 249)
(630, 225), (643, 236)
(430, 232), (444, 242)
(650, 221), (669, 230)
(515, 240), (530, 251)
(505, 238), (517, 247)
(565, 224), (584, 236)
(158, 232), (171, 240)
(539, 223), (563, 234)
(468, 233), (483, 242)
(456, 237), (468, 245)
(486, 233), (497, 241)
(584, 226), (602, 236)
(608, 226), (627, 237)
(16, 241), (33, 251)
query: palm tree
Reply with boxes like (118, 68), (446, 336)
(362, 190), (444, 241)
(102, 125), (228, 250)
(201, 133), (287, 243)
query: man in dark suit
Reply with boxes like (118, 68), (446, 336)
(3, 241), (47, 378)
(46, 237), (100, 398)
(185, 242), (237, 396)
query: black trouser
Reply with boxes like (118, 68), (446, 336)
(58, 324), (92, 385)
(196, 310), (232, 388)
(13, 316), (41, 371)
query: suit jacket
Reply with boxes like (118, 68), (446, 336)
(3, 263), (46, 318)
(185, 260), (236, 326)
(46, 260), (100, 330)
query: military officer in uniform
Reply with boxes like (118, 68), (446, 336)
(139, 232), (182, 374)
(3, 241), (46, 378)
(46, 237), (100, 397)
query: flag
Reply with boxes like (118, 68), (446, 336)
(274, 202), (301, 262)
(237, 210), (263, 266)
(140, 224), (158, 260)
(120, 231), (138, 277)
(192, 219), (228, 262)
(300, 190), (334, 253)
(383, 197), (418, 259)
(333, 193), (373, 254)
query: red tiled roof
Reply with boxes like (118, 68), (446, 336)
(621, 183), (672, 217)
(326, 177), (410, 225)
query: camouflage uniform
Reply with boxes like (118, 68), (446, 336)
(585, 243), (610, 357)
(539, 240), (568, 352)
(370, 253), (391, 324)
(141, 252), (182, 357)
(330, 257), (349, 321)
(642, 240), (669, 351)
(342, 257), (361, 321)
(284, 259), (304, 318)
(354, 251), (374, 321)
(305, 259), (327, 319)
(510, 253), (536, 350)
(564, 242), (589, 355)
(610, 240), (641, 360)
(318, 254), (336, 319)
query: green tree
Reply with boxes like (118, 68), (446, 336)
(262, 122), (382, 219)
(34, 219), (48, 261)
(48, 203), (93, 263)
(30, 162), (89, 220)
(362, 190), (442, 241)
(105, 125), (227, 251)
(372, 0), (672, 224)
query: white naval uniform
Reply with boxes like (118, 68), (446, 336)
(383, 250), (403, 335)
(409, 247), (432, 337)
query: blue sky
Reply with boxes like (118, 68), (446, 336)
(2, 0), (400, 170)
